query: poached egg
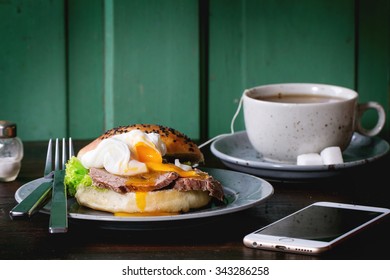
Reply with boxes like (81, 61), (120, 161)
(78, 130), (198, 177)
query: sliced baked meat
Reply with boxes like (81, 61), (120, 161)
(172, 176), (224, 201)
(89, 167), (224, 201)
(89, 167), (179, 193)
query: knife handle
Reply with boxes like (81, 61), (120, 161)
(49, 170), (68, 233)
(9, 181), (52, 219)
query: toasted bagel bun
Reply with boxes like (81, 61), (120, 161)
(77, 124), (204, 164)
(76, 186), (211, 214)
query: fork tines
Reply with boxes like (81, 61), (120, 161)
(53, 138), (74, 170)
(44, 139), (53, 176)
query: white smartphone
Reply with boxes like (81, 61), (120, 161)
(243, 201), (390, 255)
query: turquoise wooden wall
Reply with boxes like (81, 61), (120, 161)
(1, 0), (389, 142)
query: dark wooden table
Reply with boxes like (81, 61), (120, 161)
(1, 140), (389, 260)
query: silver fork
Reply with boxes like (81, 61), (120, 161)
(10, 139), (55, 219)
(49, 138), (73, 233)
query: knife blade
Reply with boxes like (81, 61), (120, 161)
(48, 169), (68, 233)
(10, 139), (53, 219)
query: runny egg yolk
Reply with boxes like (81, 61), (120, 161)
(135, 191), (147, 211)
(115, 211), (179, 217)
(133, 141), (204, 179)
(134, 142), (162, 163)
(145, 162), (200, 178)
(122, 140), (206, 214)
(125, 164), (206, 189)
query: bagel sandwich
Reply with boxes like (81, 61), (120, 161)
(64, 124), (224, 215)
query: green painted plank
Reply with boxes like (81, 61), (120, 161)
(208, 0), (247, 137)
(67, 0), (105, 139)
(0, 0), (66, 141)
(357, 0), (390, 139)
(103, 0), (115, 130)
(2, 0), (388, 142)
(209, 0), (356, 138)
(112, 0), (200, 139)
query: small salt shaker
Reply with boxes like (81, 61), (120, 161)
(0, 121), (24, 182)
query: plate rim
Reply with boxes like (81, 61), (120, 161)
(211, 131), (390, 172)
(15, 167), (274, 223)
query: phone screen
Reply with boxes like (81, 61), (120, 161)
(255, 205), (382, 242)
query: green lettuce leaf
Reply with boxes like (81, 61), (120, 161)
(64, 156), (92, 196)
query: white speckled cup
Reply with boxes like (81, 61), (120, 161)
(243, 83), (386, 163)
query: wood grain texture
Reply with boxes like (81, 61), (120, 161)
(1, 140), (389, 259)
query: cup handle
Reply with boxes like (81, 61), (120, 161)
(356, 102), (386, 137)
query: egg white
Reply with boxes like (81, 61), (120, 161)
(79, 131), (166, 176)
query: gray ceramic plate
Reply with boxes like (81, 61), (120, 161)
(211, 131), (389, 180)
(15, 168), (273, 230)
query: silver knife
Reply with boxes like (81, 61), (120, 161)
(49, 169), (68, 233)
(9, 181), (52, 219)
(9, 139), (54, 219)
